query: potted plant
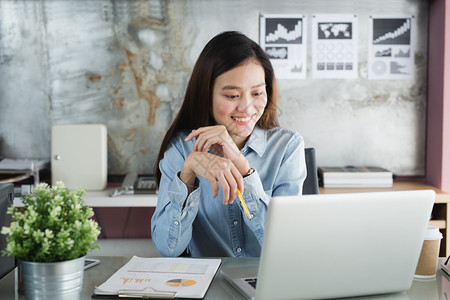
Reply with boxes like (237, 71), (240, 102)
(1, 181), (101, 300)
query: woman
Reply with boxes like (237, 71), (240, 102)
(151, 31), (306, 257)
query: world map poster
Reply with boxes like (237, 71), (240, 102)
(311, 14), (358, 79)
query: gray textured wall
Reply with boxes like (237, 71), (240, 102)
(0, 0), (428, 176)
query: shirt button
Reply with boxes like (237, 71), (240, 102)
(233, 220), (238, 225)
(236, 247), (242, 253)
(250, 214), (254, 219)
(174, 220), (179, 226)
(189, 201), (194, 207)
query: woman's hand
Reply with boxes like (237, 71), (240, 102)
(185, 125), (250, 176)
(180, 151), (243, 205)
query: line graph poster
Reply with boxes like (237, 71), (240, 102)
(311, 14), (358, 79)
(260, 14), (307, 79)
(368, 16), (415, 80)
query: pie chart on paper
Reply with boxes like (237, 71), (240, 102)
(165, 279), (197, 287)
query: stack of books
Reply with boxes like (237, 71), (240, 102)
(318, 166), (394, 188)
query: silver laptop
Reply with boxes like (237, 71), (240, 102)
(222, 190), (435, 300)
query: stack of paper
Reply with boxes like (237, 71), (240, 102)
(318, 166), (394, 188)
(94, 256), (221, 299)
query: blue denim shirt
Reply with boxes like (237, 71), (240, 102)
(151, 126), (306, 257)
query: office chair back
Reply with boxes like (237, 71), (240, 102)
(302, 148), (319, 195)
(0, 183), (15, 279)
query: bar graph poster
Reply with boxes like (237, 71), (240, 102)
(259, 14), (307, 79)
(368, 16), (415, 80)
(311, 14), (358, 79)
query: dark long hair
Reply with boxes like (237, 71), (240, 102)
(155, 31), (279, 184)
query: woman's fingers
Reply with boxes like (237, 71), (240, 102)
(194, 129), (224, 152)
(207, 178), (219, 199)
(194, 131), (215, 152)
(185, 127), (212, 144)
(186, 152), (243, 205)
(230, 166), (244, 193)
(186, 126), (234, 154)
(184, 128), (204, 142)
(223, 171), (237, 204)
(216, 174), (230, 205)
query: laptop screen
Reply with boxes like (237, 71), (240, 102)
(0, 183), (16, 278)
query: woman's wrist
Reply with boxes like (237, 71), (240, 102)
(180, 159), (196, 192)
(233, 155), (251, 177)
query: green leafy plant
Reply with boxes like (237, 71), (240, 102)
(1, 181), (100, 262)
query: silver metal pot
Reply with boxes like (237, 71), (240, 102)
(19, 256), (85, 300)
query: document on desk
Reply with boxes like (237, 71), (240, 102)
(93, 256), (221, 299)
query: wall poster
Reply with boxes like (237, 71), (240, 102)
(311, 14), (358, 79)
(368, 16), (415, 80)
(259, 14), (307, 79)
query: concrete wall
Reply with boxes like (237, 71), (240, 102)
(0, 0), (429, 176)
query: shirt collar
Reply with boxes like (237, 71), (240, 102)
(242, 126), (267, 157)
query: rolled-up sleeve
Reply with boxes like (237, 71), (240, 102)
(151, 141), (201, 257)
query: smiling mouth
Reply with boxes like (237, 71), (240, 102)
(231, 115), (253, 123)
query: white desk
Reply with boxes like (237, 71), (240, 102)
(13, 187), (158, 207)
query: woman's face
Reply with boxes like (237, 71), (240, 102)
(212, 60), (267, 148)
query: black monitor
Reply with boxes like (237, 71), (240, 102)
(0, 183), (15, 278)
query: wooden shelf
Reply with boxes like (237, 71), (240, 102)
(429, 220), (446, 229)
(319, 181), (450, 201)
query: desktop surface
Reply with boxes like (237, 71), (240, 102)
(0, 256), (449, 299)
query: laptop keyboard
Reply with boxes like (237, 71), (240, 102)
(245, 278), (257, 289)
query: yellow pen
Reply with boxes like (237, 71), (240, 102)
(236, 188), (252, 219)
